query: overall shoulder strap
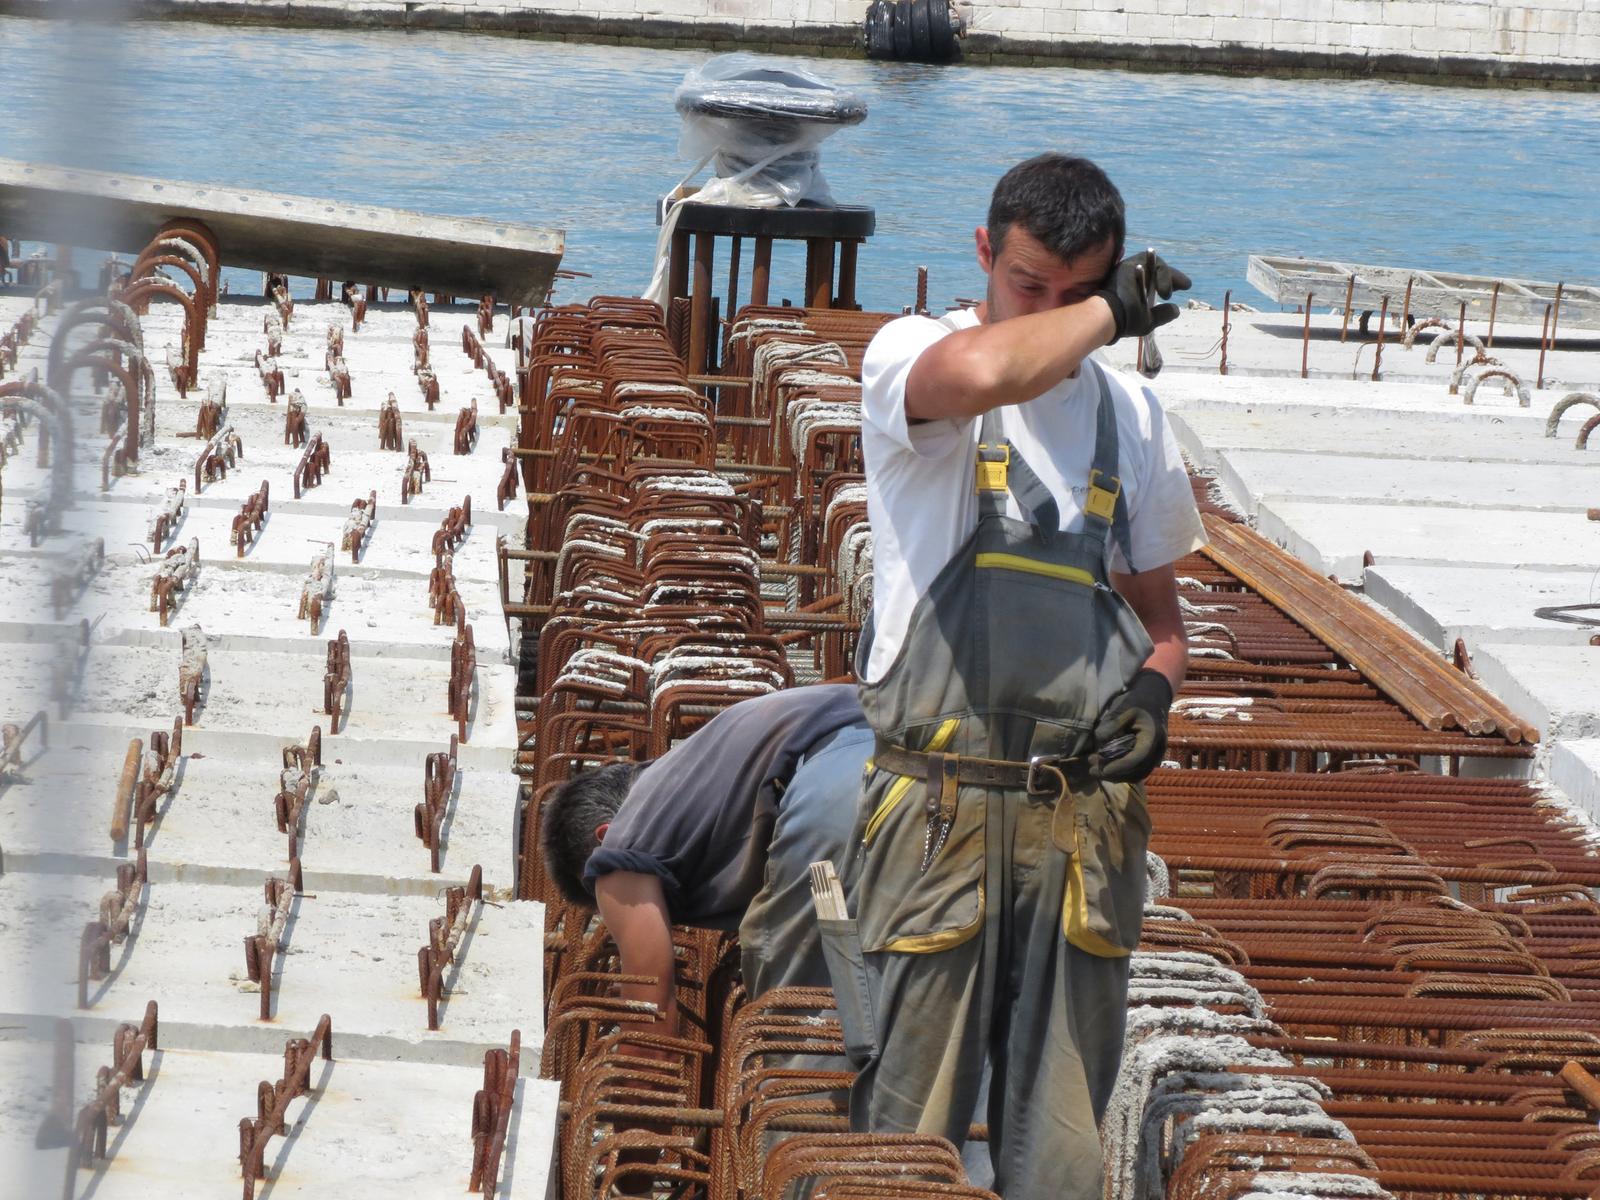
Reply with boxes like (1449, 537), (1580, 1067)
(1084, 360), (1136, 572)
(975, 406), (1060, 533)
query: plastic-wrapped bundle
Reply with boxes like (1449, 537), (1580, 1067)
(644, 55), (867, 303)
(673, 53), (868, 207)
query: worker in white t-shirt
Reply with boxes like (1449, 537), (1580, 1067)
(831, 154), (1204, 1200)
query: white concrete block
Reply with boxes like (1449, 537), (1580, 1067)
(1349, 19), (1415, 47)
(1212, 13), (1271, 38)
(1331, 0), (1382, 23)
(1171, 12), (1216, 35)
(0, 1035), (559, 1199)
(0, 741), (520, 890)
(1130, 11), (1177, 34)
(1550, 739), (1600, 826)
(1271, 17), (1320, 41)
(1386, 1), (1437, 28)
(0, 873), (546, 1061)
(1471, 643), (1600, 742)
(1004, 5), (1046, 30)
(1078, 8), (1131, 32)
(1275, 0), (1322, 20)
(1157, 0), (1188, 16)
(1211, 448), (1598, 516)
(1044, 7), (1080, 31)
(1239, 0), (1278, 18)
(1253, 498), (1598, 580)
(1363, 564), (1600, 651)
(1436, 3), (1494, 29)
(1520, 28), (1568, 52)
(1411, 23), (1475, 49)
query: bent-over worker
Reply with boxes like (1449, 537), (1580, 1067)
(540, 684), (872, 1037)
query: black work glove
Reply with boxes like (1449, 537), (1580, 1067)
(1093, 251), (1192, 342)
(1087, 668), (1173, 783)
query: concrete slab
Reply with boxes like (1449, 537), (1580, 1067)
(0, 158), (564, 306)
(1550, 740), (1600, 826)
(1101, 307), (1600, 391)
(0, 557), (511, 661)
(1254, 499), (1599, 579)
(1363, 565), (1600, 650)
(0, 740), (519, 894)
(1168, 405), (1582, 471)
(3, 642), (517, 763)
(1212, 449), (1597, 515)
(1469, 643), (1600, 743)
(0, 1034), (558, 1199)
(0, 873), (543, 1061)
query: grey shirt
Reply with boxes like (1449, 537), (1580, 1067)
(583, 684), (865, 927)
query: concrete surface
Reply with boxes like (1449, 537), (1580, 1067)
(1364, 565), (1598, 649)
(1, 290), (551, 1198)
(0, 1034), (557, 1198)
(0, 159), (564, 306)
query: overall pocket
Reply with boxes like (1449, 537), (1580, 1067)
(1056, 779), (1151, 957)
(855, 769), (985, 955)
(816, 916), (880, 1068)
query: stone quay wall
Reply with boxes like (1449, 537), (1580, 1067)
(11, 0), (1599, 85)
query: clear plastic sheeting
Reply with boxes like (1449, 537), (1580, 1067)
(674, 53), (867, 207)
(644, 55), (867, 303)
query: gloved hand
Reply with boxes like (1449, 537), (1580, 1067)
(1087, 668), (1174, 783)
(1093, 252), (1192, 342)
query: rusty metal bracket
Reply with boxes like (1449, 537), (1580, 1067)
(340, 492), (377, 563)
(322, 632), (350, 733)
(150, 538), (200, 627)
(414, 733), (458, 873)
(419, 863), (485, 1030)
(238, 1014), (333, 1198)
(469, 1029), (520, 1194)
(232, 481), (269, 558)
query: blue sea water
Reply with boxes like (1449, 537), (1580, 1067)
(3, 17), (1598, 312)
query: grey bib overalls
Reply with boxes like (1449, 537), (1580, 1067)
(842, 361), (1155, 1200)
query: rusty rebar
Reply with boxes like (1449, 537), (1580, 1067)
(238, 1014), (333, 1198)
(419, 863), (484, 1030)
(322, 631), (350, 733)
(1301, 292), (1313, 379)
(414, 733), (458, 873)
(1219, 290), (1230, 377)
(469, 1029), (521, 1194)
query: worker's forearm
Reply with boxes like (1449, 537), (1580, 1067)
(594, 872), (680, 1041)
(1143, 629), (1188, 697)
(906, 297), (1116, 421)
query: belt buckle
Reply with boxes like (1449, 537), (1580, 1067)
(1027, 755), (1069, 798)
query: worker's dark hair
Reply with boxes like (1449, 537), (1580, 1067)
(539, 761), (645, 907)
(987, 154), (1125, 269)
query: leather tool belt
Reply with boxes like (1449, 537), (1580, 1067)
(873, 739), (1078, 801)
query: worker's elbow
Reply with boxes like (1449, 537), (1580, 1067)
(906, 343), (1002, 422)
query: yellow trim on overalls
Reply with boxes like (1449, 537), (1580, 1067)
(863, 717), (960, 845)
(974, 554), (1095, 588)
(1064, 852), (1131, 958)
(884, 885), (985, 954)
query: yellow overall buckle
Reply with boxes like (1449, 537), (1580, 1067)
(976, 443), (1010, 493)
(1085, 468), (1120, 521)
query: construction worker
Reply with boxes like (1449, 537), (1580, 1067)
(840, 153), (1204, 1199)
(540, 684), (872, 1037)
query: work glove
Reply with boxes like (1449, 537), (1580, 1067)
(1094, 251), (1192, 342)
(1087, 668), (1174, 784)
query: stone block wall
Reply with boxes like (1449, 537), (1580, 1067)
(10, 0), (1596, 83)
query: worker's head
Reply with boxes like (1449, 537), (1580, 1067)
(540, 760), (646, 907)
(977, 154), (1125, 323)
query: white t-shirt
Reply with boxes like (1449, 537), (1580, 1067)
(859, 308), (1206, 683)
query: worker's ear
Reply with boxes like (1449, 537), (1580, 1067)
(594, 822), (610, 845)
(976, 226), (994, 276)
